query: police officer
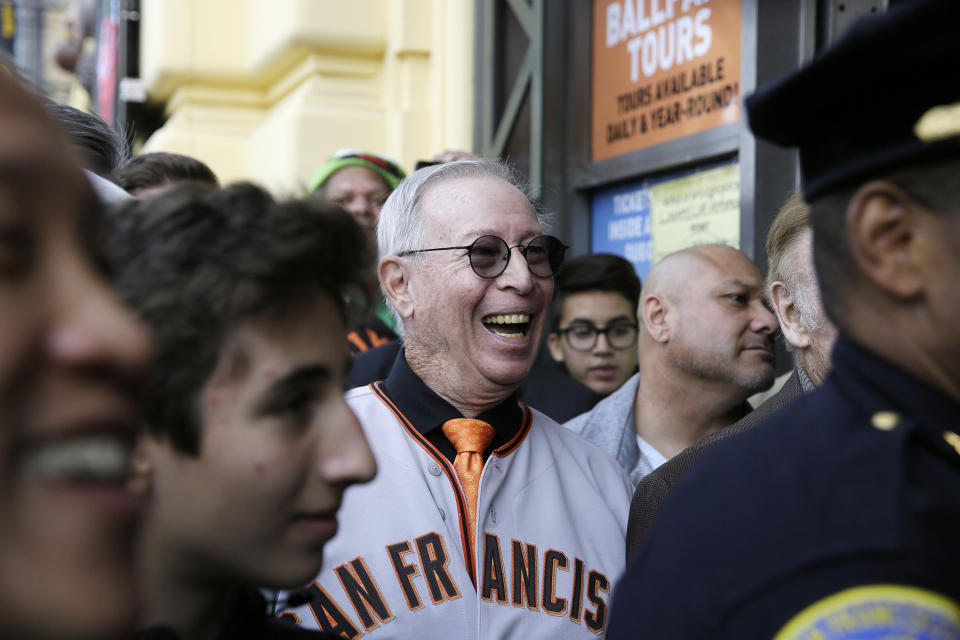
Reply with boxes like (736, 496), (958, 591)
(606, 1), (960, 637)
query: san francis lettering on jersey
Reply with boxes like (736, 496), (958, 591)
(280, 532), (611, 637)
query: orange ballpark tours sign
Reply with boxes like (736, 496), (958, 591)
(592, 0), (742, 161)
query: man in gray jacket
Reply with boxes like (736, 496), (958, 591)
(565, 244), (777, 486)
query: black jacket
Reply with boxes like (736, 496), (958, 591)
(626, 371), (805, 558)
(134, 590), (339, 640)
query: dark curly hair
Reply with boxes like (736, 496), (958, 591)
(44, 101), (130, 180)
(117, 152), (219, 196)
(550, 253), (641, 333)
(106, 182), (375, 454)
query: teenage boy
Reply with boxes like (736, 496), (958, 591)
(547, 254), (640, 398)
(106, 183), (377, 640)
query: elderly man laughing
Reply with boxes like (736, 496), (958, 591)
(273, 159), (631, 640)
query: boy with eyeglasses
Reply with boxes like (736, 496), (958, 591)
(547, 254), (640, 398)
(565, 244), (777, 486)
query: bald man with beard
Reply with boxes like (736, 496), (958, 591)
(626, 195), (838, 556)
(565, 244), (778, 486)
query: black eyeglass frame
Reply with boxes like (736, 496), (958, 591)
(555, 322), (640, 352)
(399, 234), (568, 279)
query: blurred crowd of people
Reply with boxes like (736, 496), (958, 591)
(0, 1), (958, 639)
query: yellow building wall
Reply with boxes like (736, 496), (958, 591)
(139, 0), (475, 194)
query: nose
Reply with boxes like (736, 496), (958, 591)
(750, 300), (779, 337)
(593, 331), (614, 354)
(46, 250), (152, 379)
(315, 398), (377, 488)
(344, 196), (377, 226)
(367, 205), (381, 229)
(496, 245), (536, 294)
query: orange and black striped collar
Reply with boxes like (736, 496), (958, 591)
(380, 349), (524, 464)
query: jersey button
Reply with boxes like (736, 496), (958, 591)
(944, 430), (960, 456)
(439, 507), (446, 520)
(871, 411), (901, 430)
(428, 462), (442, 476)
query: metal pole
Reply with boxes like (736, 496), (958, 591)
(13, 0), (44, 88)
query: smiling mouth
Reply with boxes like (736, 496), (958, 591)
(482, 313), (531, 339)
(18, 434), (135, 486)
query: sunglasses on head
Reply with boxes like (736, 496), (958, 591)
(399, 234), (568, 279)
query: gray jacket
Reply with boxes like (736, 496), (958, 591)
(565, 374), (650, 486)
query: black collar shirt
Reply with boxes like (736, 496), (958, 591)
(378, 348), (523, 464)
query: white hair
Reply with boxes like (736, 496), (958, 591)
(775, 235), (825, 360)
(792, 272), (825, 333)
(376, 158), (553, 330)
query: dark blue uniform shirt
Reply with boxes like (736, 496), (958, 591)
(607, 336), (960, 639)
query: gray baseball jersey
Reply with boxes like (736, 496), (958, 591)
(273, 382), (632, 639)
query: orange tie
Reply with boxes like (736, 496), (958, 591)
(442, 418), (495, 554)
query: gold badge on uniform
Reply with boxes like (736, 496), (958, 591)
(870, 411), (901, 431)
(774, 584), (960, 640)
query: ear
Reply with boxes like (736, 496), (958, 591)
(128, 434), (155, 496)
(547, 332), (565, 363)
(641, 294), (670, 344)
(846, 181), (926, 300)
(770, 281), (811, 351)
(378, 256), (415, 320)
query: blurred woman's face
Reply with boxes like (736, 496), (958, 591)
(0, 96), (152, 639)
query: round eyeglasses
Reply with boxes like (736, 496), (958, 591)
(557, 322), (639, 352)
(399, 234), (568, 279)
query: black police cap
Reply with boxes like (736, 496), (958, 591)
(746, 0), (960, 201)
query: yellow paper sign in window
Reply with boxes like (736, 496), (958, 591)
(650, 162), (740, 264)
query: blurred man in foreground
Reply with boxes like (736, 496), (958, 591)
(0, 71), (152, 639)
